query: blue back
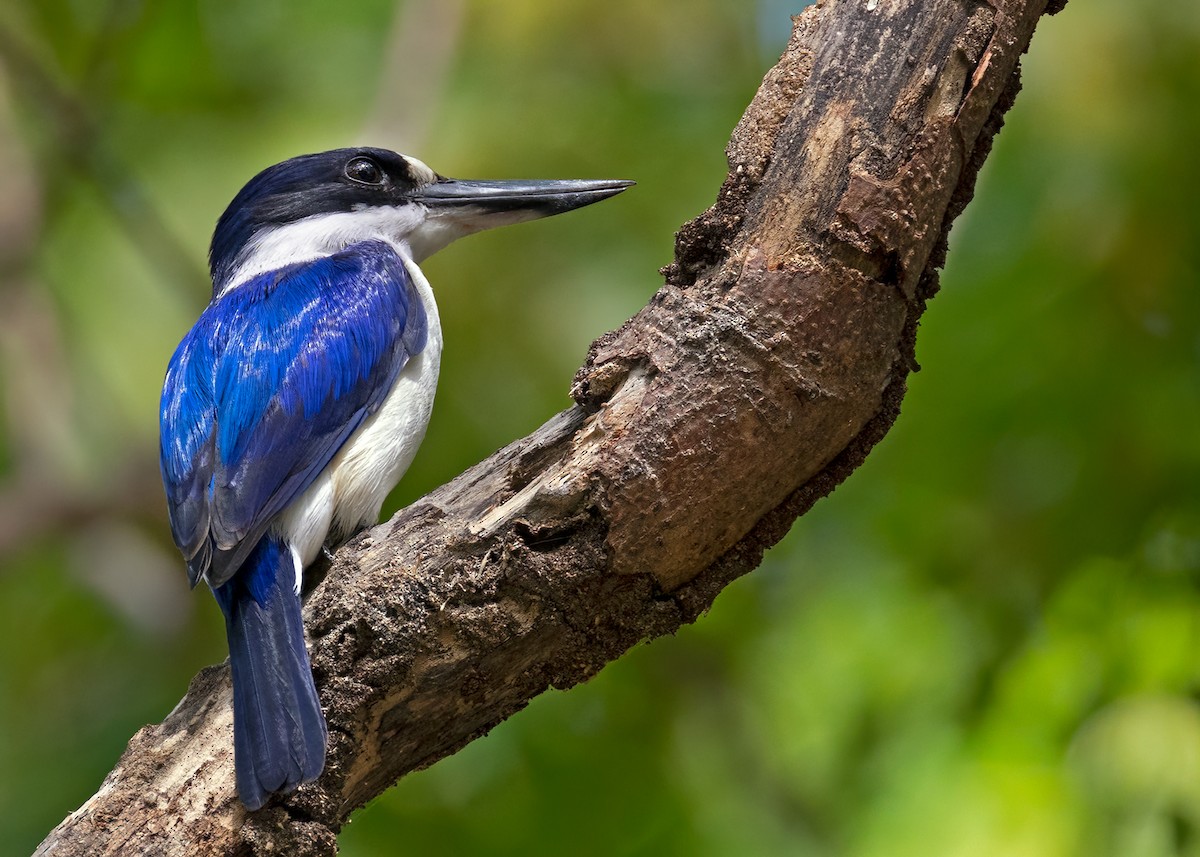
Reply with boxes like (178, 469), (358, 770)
(160, 239), (427, 589)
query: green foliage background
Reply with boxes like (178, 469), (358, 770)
(1, 0), (1197, 854)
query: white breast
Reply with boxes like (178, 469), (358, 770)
(329, 256), (443, 534)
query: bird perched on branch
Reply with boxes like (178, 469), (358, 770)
(159, 147), (631, 810)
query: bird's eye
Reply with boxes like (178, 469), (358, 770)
(345, 157), (384, 185)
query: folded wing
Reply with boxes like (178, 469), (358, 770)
(159, 239), (428, 588)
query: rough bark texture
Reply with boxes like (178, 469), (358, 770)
(36, 0), (1068, 854)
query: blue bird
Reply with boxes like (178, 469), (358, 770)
(159, 147), (631, 810)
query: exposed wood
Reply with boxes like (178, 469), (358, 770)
(36, 0), (1069, 853)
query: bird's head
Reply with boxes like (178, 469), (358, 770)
(209, 146), (632, 294)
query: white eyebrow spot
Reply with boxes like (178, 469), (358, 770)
(403, 156), (437, 185)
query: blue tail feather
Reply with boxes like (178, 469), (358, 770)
(214, 537), (326, 810)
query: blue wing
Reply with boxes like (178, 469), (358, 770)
(160, 239), (428, 588)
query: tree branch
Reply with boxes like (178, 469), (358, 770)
(36, 0), (1068, 853)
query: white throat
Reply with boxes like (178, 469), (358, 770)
(220, 205), (428, 294)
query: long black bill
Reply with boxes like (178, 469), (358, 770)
(417, 177), (635, 219)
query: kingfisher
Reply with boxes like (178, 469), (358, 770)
(159, 147), (631, 810)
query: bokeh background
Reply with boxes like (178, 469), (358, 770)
(1, 0), (1197, 854)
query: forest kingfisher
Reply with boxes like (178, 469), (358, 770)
(159, 147), (631, 810)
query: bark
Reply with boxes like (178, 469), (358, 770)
(36, 0), (1069, 854)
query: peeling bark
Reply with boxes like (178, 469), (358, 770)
(36, 0), (1068, 854)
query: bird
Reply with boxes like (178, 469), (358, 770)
(158, 146), (631, 810)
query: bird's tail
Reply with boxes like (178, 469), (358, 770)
(213, 537), (327, 811)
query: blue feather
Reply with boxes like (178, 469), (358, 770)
(213, 536), (326, 810)
(159, 239), (427, 588)
(160, 324), (219, 583)
(160, 238), (426, 808)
